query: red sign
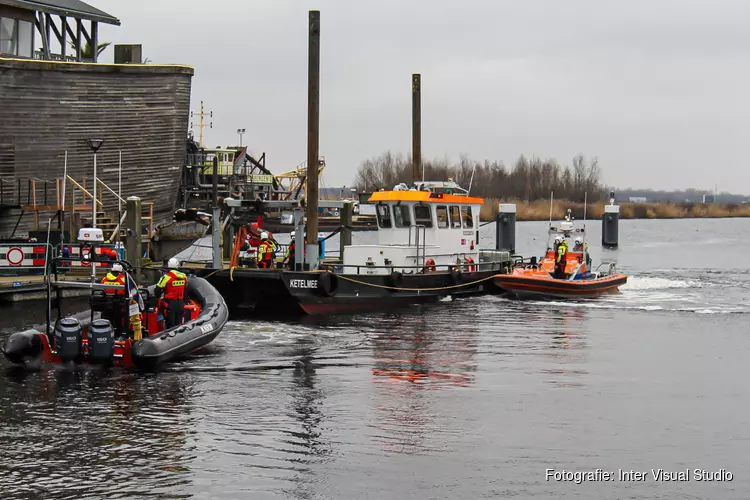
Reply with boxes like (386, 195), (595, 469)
(81, 247), (91, 266)
(6, 247), (23, 266)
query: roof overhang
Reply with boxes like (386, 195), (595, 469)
(0, 0), (120, 25)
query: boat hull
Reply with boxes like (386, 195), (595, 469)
(195, 266), (506, 317)
(1, 277), (228, 369)
(493, 273), (628, 300)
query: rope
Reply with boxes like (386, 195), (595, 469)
(334, 273), (495, 292)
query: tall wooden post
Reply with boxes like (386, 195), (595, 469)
(339, 201), (352, 261)
(211, 156), (221, 269)
(412, 73), (421, 184)
(305, 10), (321, 269)
(125, 196), (142, 282)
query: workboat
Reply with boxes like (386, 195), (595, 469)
(195, 180), (511, 315)
(2, 229), (229, 370)
(493, 208), (627, 300)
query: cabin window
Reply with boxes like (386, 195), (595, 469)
(393, 204), (411, 228)
(376, 203), (392, 228)
(449, 206), (461, 228)
(462, 206), (474, 228)
(414, 204), (433, 227)
(436, 205), (449, 229)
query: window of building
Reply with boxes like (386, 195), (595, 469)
(393, 204), (411, 228)
(414, 204), (432, 227)
(0, 18), (16, 56)
(436, 205), (449, 229)
(0, 18), (33, 58)
(376, 203), (392, 228)
(449, 206), (461, 228)
(461, 206), (473, 228)
(16, 20), (32, 57)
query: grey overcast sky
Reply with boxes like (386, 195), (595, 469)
(95, 0), (749, 193)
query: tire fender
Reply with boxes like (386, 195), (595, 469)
(316, 272), (338, 297)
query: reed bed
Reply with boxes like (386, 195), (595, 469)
(479, 198), (750, 221)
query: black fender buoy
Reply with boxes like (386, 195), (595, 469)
(450, 268), (461, 285)
(389, 271), (403, 288)
(317, 272), (339, 297)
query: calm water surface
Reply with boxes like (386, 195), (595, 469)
(1, 218), (749, 499)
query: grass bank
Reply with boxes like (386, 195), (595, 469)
(479, 199), (750, 222)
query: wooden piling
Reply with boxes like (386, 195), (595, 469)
(305, 10), (321, 268)
(412, 73), (421, 184)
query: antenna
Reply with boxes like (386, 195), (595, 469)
(549, 191), (554, 225)
(190, 100), (213, 148)
(467, 162), (477, 195)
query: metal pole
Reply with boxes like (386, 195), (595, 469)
(92, 152), (97, 228)
(61, 151), (67, 243)
(118, 150), (122, 214)
(305, 10), (321, 270)
(211, 156), (221, 268)
(412, 73), (421, 185)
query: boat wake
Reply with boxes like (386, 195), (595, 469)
(493, 272), (748, 316)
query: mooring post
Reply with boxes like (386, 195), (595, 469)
(339, 200), (352, 262)
(305, 10), (321, 270)
(125, 196), (142, 281)
(602, 205), (620, 248)
(412, 73), (421, 184)
(496, 203), (517, 254)
(211, 156), (222, 268)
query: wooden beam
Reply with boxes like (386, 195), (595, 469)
(44, 13), (51, 55)
(35, 12), (50, 59)
(75, 19), (82, 61)
(80, 20), (91, 47)
(47, 13), (63, 53)
(60, 16), (67, 60)
(91, 21), (98, 63)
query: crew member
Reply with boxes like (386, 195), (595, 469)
(256, 232), (276, 269)
(554, 236), (568, 279)
(155, 257), (187, 328)
(284, 236), (307, 269)
(573, 237), (584, 252)
(101, 262), (127, 334)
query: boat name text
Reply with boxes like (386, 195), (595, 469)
(289, 279), (318, 289)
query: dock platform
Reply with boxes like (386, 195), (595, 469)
(0, 272), (106, 303)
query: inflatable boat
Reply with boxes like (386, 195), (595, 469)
(2, 231), (229, 370)
(494, 209), (627, 300)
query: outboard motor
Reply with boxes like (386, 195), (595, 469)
(87, 319), (115, 363)
(54, 317), (83, 363)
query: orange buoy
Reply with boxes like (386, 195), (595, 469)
(424, 258), (436, 273)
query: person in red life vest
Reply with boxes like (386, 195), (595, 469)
(155, 257), (188, 328)
(284, 236), (307, 269)
(256, 232), (276, 269)
(101, 262), (127, 334)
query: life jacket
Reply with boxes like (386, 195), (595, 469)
(157, 269), (187, 300)
(101, 272), (126, 295)
(556, 243), (568, 264)
(257, 241), (275, 263)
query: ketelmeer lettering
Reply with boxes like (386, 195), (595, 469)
(289, 279), (318, 289)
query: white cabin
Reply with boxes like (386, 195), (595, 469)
(342, 188), (483, 274)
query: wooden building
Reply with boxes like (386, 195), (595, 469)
(0, 0), (194, 238)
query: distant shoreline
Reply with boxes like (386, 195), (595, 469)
(479, 199), (750, 222)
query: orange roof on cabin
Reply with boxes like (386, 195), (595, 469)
(368, 191), (484, 205)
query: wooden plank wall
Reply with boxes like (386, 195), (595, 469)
(0, 58), (194, 236)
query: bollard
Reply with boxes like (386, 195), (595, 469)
(495, 203), (516, 253)
(602, 205), (620, 248)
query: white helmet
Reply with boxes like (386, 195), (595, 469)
(574, 237), (582, 244)
(167, 257), (180, 269)
(554, 235), (563, 243)
(260, 231), (269, 240)
(111, 263), (123, 273)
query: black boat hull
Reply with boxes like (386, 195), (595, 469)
(195, 267), (506, 317)
(131, 276), (229, 368)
